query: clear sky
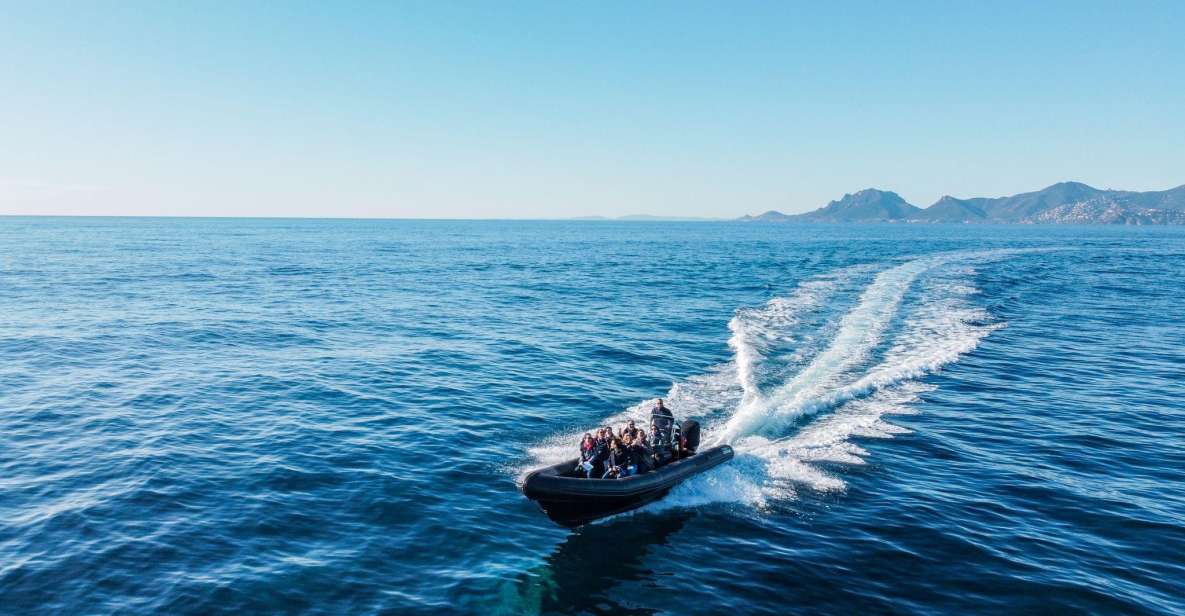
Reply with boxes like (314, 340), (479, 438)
(2, 2), (1183, 219)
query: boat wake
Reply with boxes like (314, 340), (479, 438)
(526, 250), (1018, 518)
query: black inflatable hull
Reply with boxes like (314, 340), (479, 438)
(520, 445), (734, 527)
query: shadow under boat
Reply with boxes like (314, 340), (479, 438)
(496, 510), (697, 616)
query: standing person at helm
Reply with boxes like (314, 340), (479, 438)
(650, 398), (676, 456)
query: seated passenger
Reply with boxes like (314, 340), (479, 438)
(623, 448), (639, 477)
(576, 433), (597, 477)
(622, 420), (640, 441)
(593, 433), (610, 475)
(629, 433), (652, 473)
(620, 434), (639, 476)
(602, 438), (627, 479)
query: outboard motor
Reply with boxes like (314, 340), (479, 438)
(680, 419), (701, 454)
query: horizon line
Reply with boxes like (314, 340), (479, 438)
(0, 213), (733, 222)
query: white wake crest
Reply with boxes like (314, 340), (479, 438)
(726, 264), (875, 406)
(717, 254), (950, 444)
(659, 259), (1006, 509)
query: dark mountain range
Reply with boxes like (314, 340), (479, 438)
(919, 195), (989, 222)
(738, 189), (920, 222)
(741, 182), (1185, 224)
(797, 189), (921, 222)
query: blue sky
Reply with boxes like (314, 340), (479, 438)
(1, 1), (1183, 218)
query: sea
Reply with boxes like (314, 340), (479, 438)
(2, 218), (1183, 615)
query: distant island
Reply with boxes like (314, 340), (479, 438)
(740, 182), (1185, 224)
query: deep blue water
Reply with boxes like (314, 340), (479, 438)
(2, 218), (1184, 615)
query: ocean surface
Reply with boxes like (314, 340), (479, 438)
(2, 218), (1184, 615)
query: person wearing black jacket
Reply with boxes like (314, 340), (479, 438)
(591, 436), (609, 477)
(650, 399), (675, 450)
(601, 439), (627, 479)
(622, 420), (640, 441)
(629, 435), (652, 474)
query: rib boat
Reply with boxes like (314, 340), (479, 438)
(521, 420), (734, 527)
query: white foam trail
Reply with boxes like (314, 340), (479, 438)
(752, 382), (931, 489)
(717, 255), (940, 443)
(655, 253), (1009, 508)
(727, 317), (763, 406)
(727, 264), (876, 406)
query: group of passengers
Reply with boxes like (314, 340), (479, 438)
(575, 399), (686, 479)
